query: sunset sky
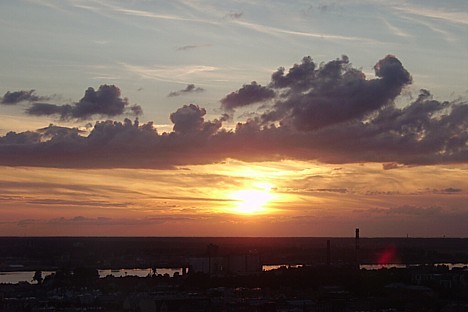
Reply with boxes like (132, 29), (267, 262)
(0, 0), (467, 237)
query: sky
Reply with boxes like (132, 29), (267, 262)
(0, 0), (467, 237)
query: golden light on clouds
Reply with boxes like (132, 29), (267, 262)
(0, 161), (466, 236)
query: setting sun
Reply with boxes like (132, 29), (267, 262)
(229, 183), (274, 214)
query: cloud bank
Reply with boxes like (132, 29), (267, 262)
(0, 55), (466, 169)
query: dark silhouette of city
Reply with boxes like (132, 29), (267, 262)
(0, 235), (467, 311)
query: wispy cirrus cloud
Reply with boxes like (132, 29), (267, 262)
(357, 205), (444, 217)
(72, 0), (218, 25)
(394, 8), (460, 42)
(25, 0), (67, 11)
(231, 19), (380, 43)
(15, 213), (228, 229)
(26, 198), (131, 208)
(122, 63), (219, 83)
(110, 6), (217, 25)
(380, 16), (411, 38)
(391, 3), (468, 26)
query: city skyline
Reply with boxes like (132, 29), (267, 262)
(0, 0), (467, 236)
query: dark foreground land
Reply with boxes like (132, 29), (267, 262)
(0, 237), (467, 311)
(1, 263), (467, 311)
(0, 237), (467, 270)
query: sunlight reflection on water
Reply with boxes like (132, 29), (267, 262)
(0, 268), (183, 284)
(1, 263), (466, 284)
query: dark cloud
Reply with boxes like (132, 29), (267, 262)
(288, 188), (348, 194)
(269, 56), (318, 91)
(36, 124), (85, 139)
(129, 104), (143, 116)
(1, 89), (50, 105)
(382, 162), (405, 170)
(314, 188), (348, 193)
(170, 104), (221, 135)
(170, 104), (207, 134)
(25, 84), (142, 120)
(176, 44), (211, 51)
(317, 4), (334, 13)
(430, 187), (463, 194)
(442, 187), (462, 193)
(225, 11), (243, 19)
(224, 54), (412, 131)
(168, 84), (205, 97)
(220, 81), (275, 111)
(0, 130), (42, 144)
(27, 103), (67, 116)
(303, 3), (343, 15)
(0, 55), (466, 169)
(221, 55), (411, 130)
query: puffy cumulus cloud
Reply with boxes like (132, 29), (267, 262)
(269, 56), (318, 91)
(0, 130), (42, 145)
(170, 104), (222, 135)
(0, 119), (156, 168)
(220, 81), (275, 111)
(36, 124), (86, 142)
(25, 85), (142, 120)
(168, 84), (205, 97)
(224, 55), (412, 131)
(0, 55), (466, 169)
(1, 89), (50, 105)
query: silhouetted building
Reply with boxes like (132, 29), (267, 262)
(225, 254), (262, 275)
(188, 256), (224, 275)
(188, 253), (261, 276)
(355, 228), (360, 269)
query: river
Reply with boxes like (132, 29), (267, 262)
(1, 263), (466, 284)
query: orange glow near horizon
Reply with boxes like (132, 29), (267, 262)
(0, 161), (467, 236)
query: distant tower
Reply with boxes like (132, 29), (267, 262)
(206, 244), (219, 275)
(355, 228), (360, 269)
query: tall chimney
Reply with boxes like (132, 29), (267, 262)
(355, 228), (360, 269)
